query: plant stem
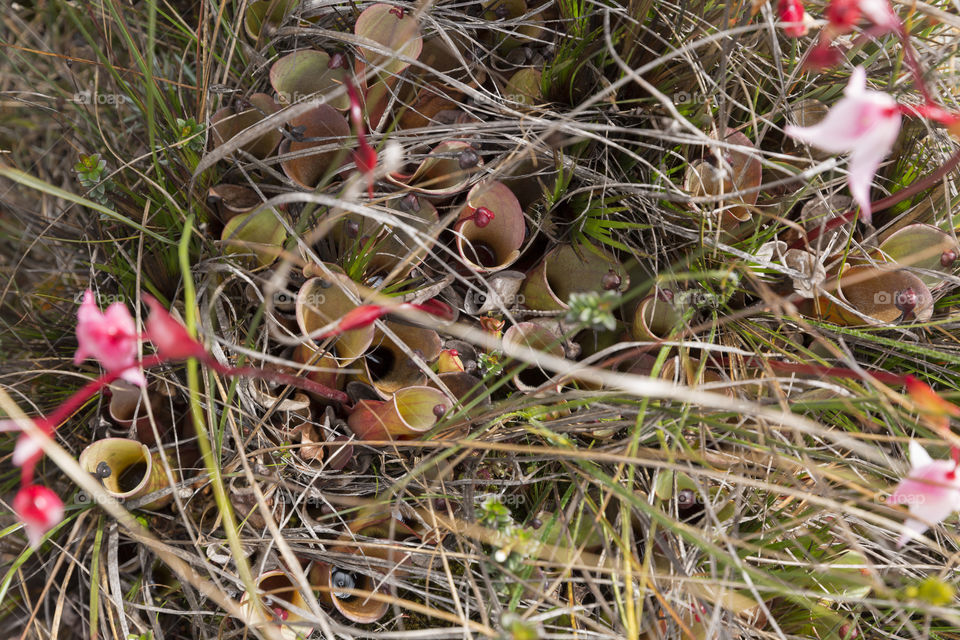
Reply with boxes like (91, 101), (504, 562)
(197, 354), (349, 405)
(45, 354), (164, 429)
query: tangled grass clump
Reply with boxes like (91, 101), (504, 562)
(4, 0), (960, 638)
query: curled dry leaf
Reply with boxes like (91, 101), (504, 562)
(503, 322), (565, 392)
(347, 385), (449, 440)
(799, 194), (854, 250)
(206, 183), (262, 222)
(362, 321), (442, 396)
(683, 130), (762, 224)
(632, 294), (682, 341)
(388, 140), (483, 196)
(244, 0), (298, 41)
(295, 270), (375, 365)
(78, 438), (172, 509)
(877, 223), (958, 289)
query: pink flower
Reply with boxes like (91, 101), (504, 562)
(778, 0), (808, 37)
(14, 484), (64, 547)
(889, 441), (960, 547)
(74, 290), (145, 386)
(785, 67), (901, 224)
(826, 0), (899, 34)
(143, 295), (207, 361)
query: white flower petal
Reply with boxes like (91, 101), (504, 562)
(12, 433), (40, 467)
(843, 67), (868, 99)
(897, 517), (928, 548)
(909, 440), (934, 469)
(846, 110), (900, 222)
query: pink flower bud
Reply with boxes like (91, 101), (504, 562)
(74, 290), (144, 386)
(14, 484), (64, 547)
(826, 0), (862, 32)
(354, 143), (378, 175)
(143, 295), (207, 361)
(778, 0), (808, 37)
(344, 77), (378, 197)
(408, 298), (455, 321)
(323, 305), (389, 338)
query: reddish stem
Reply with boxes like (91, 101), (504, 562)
(896, 25), (934, 106)
(45, 354), (165, 429)
(198, 354), (348, 404)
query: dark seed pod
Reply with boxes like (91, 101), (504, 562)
(399, 193), (421, 212)
(96, 461), (112, 479)
(529, 517), (542, 529)
(601, 270), (621, 291)
(345, 220), (360, 238)
(458, 148), (480, 170)
(657, 288), (674, 303)
(432, 404), (447, 418)
(895, 287), (918, 317)
(941, 250), (958, 268)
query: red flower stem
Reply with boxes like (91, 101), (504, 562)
(45, 354), (165, 429)
(196, 353), (348, 404)
(43, 350), (346, 434)
(896, 24), (934, 105)
(788, 147), (960, 250)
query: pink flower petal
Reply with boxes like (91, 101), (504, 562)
(889, 441), (960, 547)
(785, 67), (900, 224)
(12, 432), (41, 468)
(13, 484), (64, 548)
(859, 0), (899, 30)
(74, 290), (142, 384)
(143, 295), (207, 361)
